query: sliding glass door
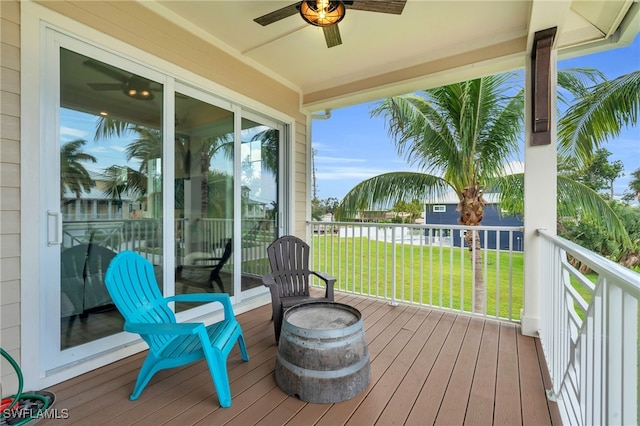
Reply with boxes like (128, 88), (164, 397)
(43, 32), (287, 372)
(173, 90), (235, 309)
(57, 47), (164, 351)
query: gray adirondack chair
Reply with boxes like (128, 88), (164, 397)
(262, 235), (335, 343)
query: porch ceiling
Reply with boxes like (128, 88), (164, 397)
(145, 0), (639, 111)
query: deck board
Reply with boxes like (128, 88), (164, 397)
(494, 323), (523, 425)
(406, 315), (471, 425)
(434, 317), (484, 426)
(40, 292), (559, 426)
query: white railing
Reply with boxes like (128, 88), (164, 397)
(538, 229), (639, 426)
(308, 221), (524, 321)
(63, 218), (273, 276)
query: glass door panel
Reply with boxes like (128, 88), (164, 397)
(240, 118), (280, 292)
(174, 92), (235, 310)
(59, 48), (163, 349)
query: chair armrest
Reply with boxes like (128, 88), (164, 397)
(262, 274), (277, 287)
(124, 321), (203, 335)
(310, 271), (336, 300)
(261, 274), (282, 312)
(166, 293), (235, 320)
(310, 270), (335, 285)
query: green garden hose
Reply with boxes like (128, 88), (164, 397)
(1, 348), (53, 426)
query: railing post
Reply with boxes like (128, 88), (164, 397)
(390, 226), (398, 306)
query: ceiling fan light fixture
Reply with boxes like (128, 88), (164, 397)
(124, 81), (154, 101)
(300, 0), (345, 27)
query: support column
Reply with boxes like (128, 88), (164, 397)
(521, 31), (558, 337)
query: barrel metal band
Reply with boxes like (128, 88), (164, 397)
(276, 353), (370, 379)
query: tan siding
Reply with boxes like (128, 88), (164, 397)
(0, 257), (19, 283)
(0, 67), (20, 94)
(0, 1), (20, 25)
(0, 187), (19, 211)
(0, 211), (19, 235)
(0, 0), (21, 372)
(0, 234), (20, 257)
(1, 16), (20, 46)
(1, 325), (20, 350)
(0, 162), (19, 186)
(0, 40), (20, 71)
(1, 91), (20, 117)
(0, 139), (20, 163)
(0, 113), (19, 140)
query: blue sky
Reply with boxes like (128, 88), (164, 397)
(312, 35), (640, 200)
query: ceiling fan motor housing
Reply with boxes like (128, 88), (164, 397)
(300, 0), (346, 27)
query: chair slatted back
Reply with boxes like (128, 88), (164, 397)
(61, 244), (117, 313)
(105, 251), (175, 348)
(266, 235), (311, 298)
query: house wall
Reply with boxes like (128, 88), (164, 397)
(2, 0), (310, 390)
(425, 204), (525, 251)
(0, 0), (22, 392)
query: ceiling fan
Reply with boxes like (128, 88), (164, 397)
(254, 0), (407, 48)
(83, 59), (159, 101)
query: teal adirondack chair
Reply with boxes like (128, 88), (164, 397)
(104, 251), (249, 408)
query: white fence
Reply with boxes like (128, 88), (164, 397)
(538, 229), (639, 425)
(308, 221), (524, 321)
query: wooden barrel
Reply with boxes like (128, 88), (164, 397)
(274, 301), (370, 403)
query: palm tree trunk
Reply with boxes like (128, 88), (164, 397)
(458, 184), (487, 314)
(464, 229), (484, 313)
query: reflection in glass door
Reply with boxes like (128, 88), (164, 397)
(240, 117), (280, 292)
(173, 91), (235, 310)
(59, 48), (163, 349)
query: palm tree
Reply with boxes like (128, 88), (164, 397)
(336, 74), (525, 313)
(94, 117), (161, 202)
(95, 117), (235, 218)
(335, 72), (631, 313)
(60, 139), (97, 199)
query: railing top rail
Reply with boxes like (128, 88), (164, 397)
(308, 221), (524, 232)
(537, 228), (640, 294)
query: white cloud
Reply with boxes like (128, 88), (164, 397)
(87, 146), (110, 154)
(315, 156), (366, 163)
(60, 126), (88, 140)
(317, 166), (399, 180)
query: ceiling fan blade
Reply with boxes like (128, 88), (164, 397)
(87, 82), (125, 91)
(254, 2), (302, 26)
(345, 0), (407, 14)
(83, 60), (130, 83)
(323, 25), (342, 48)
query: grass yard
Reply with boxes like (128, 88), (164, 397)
(311, 236), (524, 320)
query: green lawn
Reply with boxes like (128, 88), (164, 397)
(310, 236), (524, 320)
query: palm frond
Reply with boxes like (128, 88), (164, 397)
(495, 174), (631, 247)
(493, 173), (525, 215)
(558, 70), (640, 164)
(557, 176), (631, 247)
(335, 172), (451, 220)
(557, 67), (606, 103)
(94, 116), (137, 141)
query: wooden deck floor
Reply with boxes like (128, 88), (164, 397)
(41, 292), (561, 425)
